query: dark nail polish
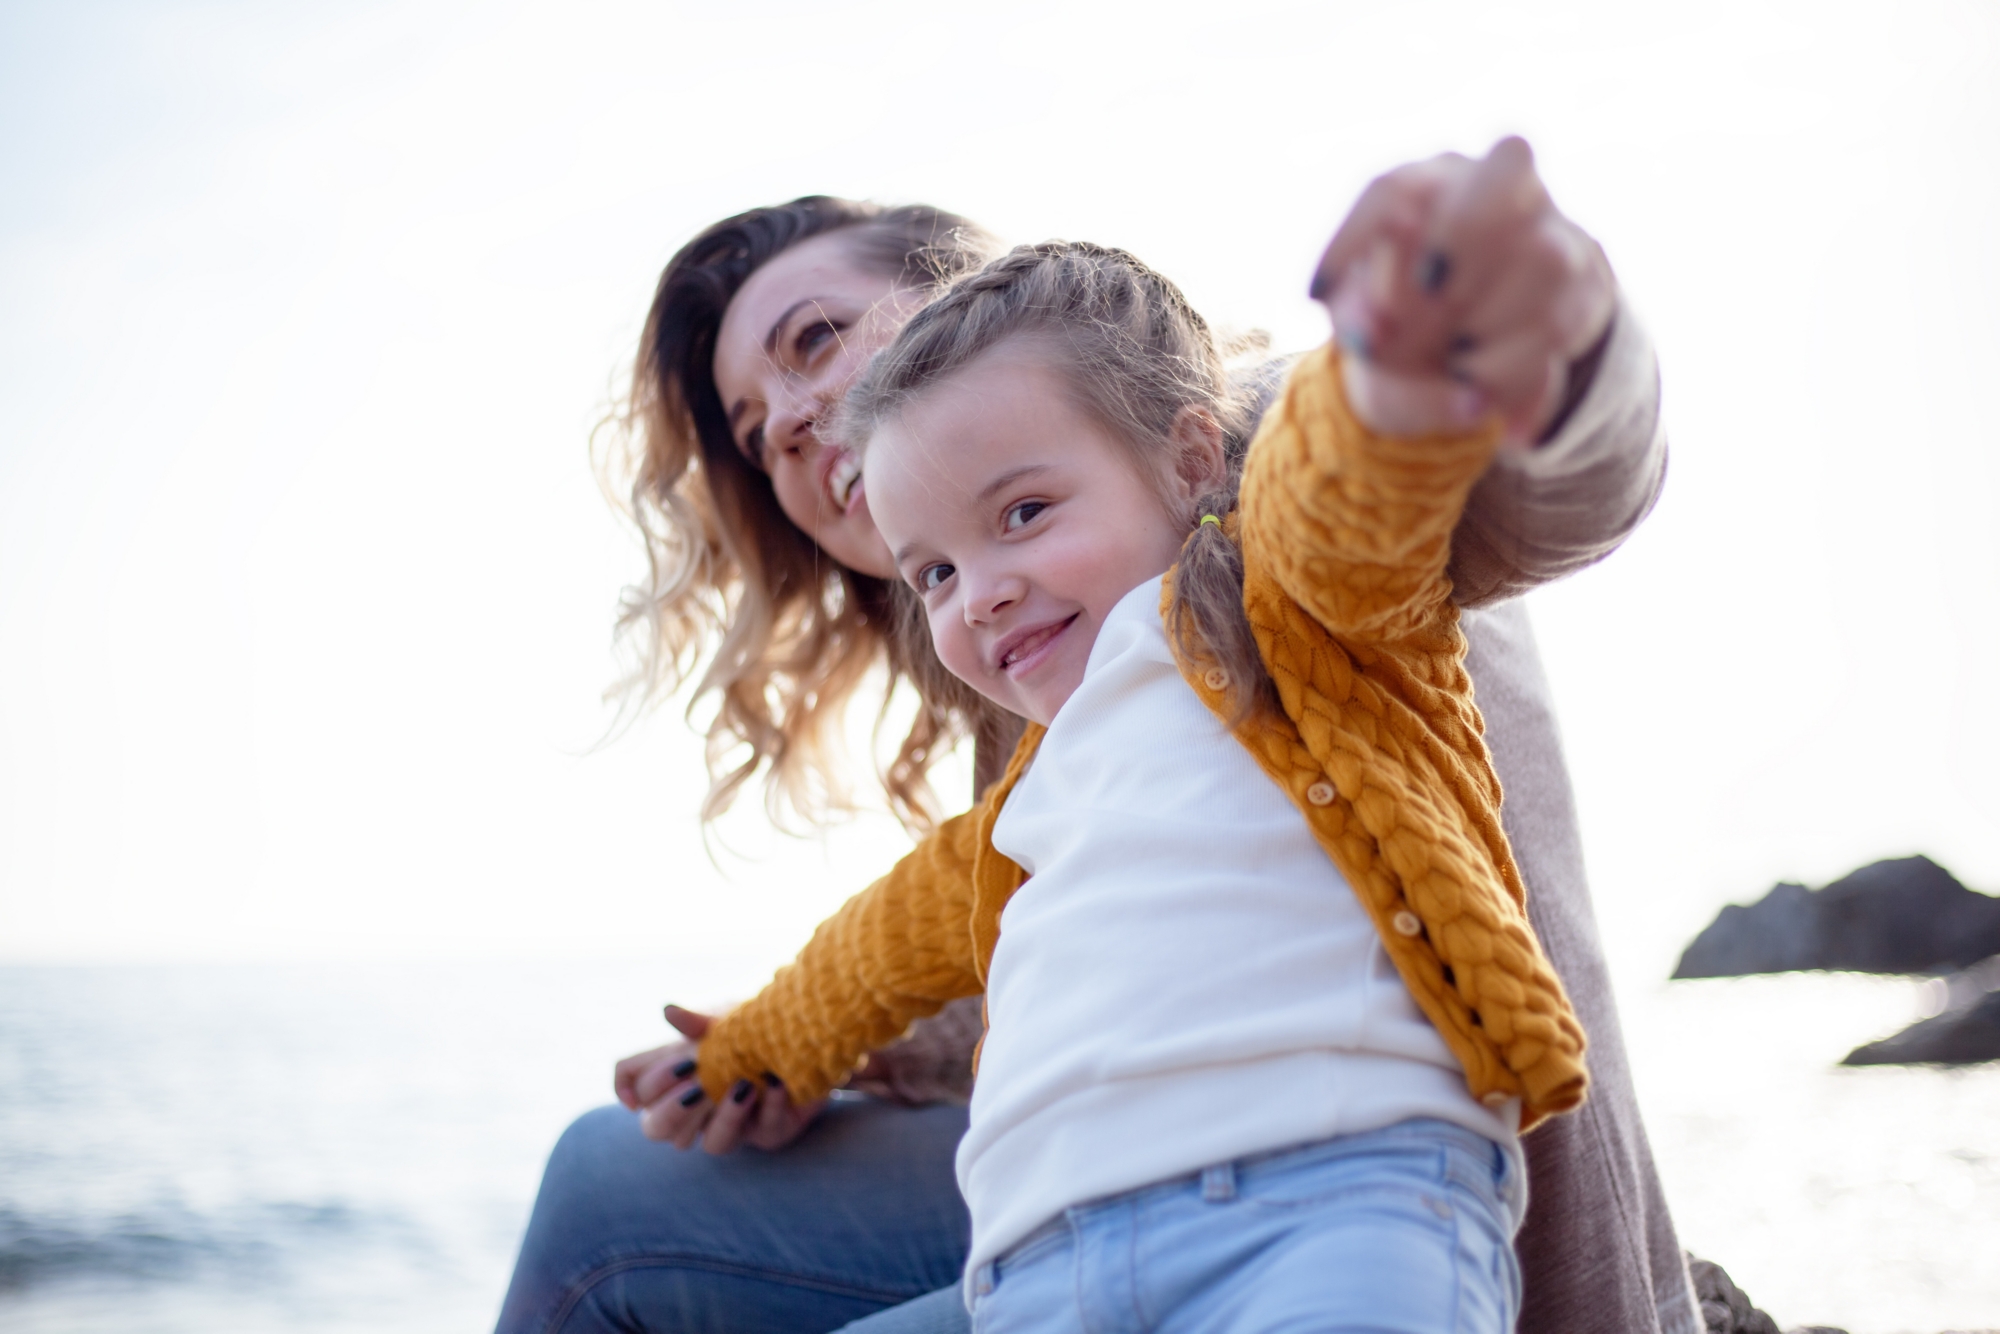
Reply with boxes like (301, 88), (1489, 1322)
(731, 1079), (755, 1104)
(671, 1058), (697, 1079)
(762, 1071), (784, 1088)
(679, 1085), (706, 1107)
(1417, 249), (1452, 293)
(1308, 267), (1335, 302)
(1446, 333), (1479, 384)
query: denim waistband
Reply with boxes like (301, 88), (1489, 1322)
(988, 1117), (1518, 1280)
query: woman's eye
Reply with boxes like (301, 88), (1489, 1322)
(795, 320), (841, 357)
(1003, 501), (1047, 532)
(917, 563), (955, 592)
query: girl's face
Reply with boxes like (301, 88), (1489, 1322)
(711, 232), (924, 580)
(866, 343), (1207, 726)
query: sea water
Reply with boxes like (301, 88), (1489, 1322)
(1, 961), (1995, 1333)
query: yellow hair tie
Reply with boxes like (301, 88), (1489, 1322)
(1198, 514), (1222, 530)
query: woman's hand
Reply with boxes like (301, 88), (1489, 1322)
(1310, 136), (1616, 447)
(841, 995), (981, 1105)
(613, 1005), (825, 1154)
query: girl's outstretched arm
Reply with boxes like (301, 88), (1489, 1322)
(1246, 136), (1628, 641)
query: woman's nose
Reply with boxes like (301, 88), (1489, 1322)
(766, 379), (828, 459)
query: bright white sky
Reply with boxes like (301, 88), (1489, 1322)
(2, 0), (1996, 995)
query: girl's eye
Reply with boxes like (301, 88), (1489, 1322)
(917, 563), (955, 593)
(1003, 501), (1046, 532)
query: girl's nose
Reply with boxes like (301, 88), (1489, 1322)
(962, 569), (1024, 625)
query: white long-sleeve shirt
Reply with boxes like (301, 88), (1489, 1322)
(957, 576), (1523, 1281)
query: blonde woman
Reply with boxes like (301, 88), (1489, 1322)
(496, 166), (1697, 1334)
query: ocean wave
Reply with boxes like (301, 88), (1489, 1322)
(0, 1199), (420, 1293)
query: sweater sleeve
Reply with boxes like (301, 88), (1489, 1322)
(1238, 343), (1500, 646)
(1447, 295), (1667, 607)
(692, 806), (989, 1105)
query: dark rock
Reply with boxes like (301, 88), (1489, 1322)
(1673, 857), (2000, 979)
(1689, 1255), (1782, 1334)
(1843, 989), (2000, 1066)
(1688, 1254), (1849, 1334)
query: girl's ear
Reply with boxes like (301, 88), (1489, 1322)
(1167, 406), (1228, 503)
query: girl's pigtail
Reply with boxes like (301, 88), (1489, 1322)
(1166, 481), (1274, 728)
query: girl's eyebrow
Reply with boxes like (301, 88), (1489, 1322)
(978, 464), (1049, 503)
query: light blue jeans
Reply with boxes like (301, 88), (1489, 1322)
(967, 1120), (1523, 1334)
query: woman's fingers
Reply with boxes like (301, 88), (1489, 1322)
(1447, 329), (1568, 446)
(1316, 134), (1616, 443)
(627, 1045), (700, 1108)
(614, 1042), (684, 1109)
(1418, 137), (1550, 307)
(744, 1088), (826, 1152)
(662, 1004), (715, 1041)
(1313, 155), (1462, 302)
(652, 1081), (713, 1151)
(699, 1079), (762, 1155)
(1340, 354), (1486, 439)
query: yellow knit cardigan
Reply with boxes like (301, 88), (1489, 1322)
(696, 345), (1590, 1129)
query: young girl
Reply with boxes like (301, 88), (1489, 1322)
(661, 169), (1595, 1331)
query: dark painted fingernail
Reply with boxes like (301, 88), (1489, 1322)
(731, 1079), (755, 1104)
(671, 1058), (697, 1079)
(762, 1071), (783, 1088)
(1308, 266), (1335, 302)
(1417, 249), (1452, 293)
(1446, 332), (1478, 383)
(679, 1085), (706, 1107)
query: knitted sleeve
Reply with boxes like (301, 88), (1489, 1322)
(691, 806), (989, 1105)
(1239, 344), (1500, 645)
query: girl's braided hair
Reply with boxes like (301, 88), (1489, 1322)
(841, 241), (1276, 723)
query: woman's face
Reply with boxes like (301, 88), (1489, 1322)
(711, 231), (922, 580)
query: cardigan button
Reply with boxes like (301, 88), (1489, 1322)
(1305, 781), (1335, 806)
(1391, 910), (1422, 937)
(1481, 1091), (1512, 1110)
(1203, 667), (1230, 691)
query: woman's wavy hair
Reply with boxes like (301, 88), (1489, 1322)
(598, 197), (1005, 833)
(841, 241), (1274, 726)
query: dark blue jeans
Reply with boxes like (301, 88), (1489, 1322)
(495, 1100), (971, 1334)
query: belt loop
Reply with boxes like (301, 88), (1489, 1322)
(973, 1261), (996, 1296)
(1201, 1161), (1236, 1202)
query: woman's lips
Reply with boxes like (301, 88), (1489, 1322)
(825, 451), (861, 513)
(994, 615), (1078, 677)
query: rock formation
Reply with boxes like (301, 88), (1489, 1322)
(1688, 1254), (1846, 1334)
(1843, 989), (2000, 1066)
(1673, 857), (2000, 979)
